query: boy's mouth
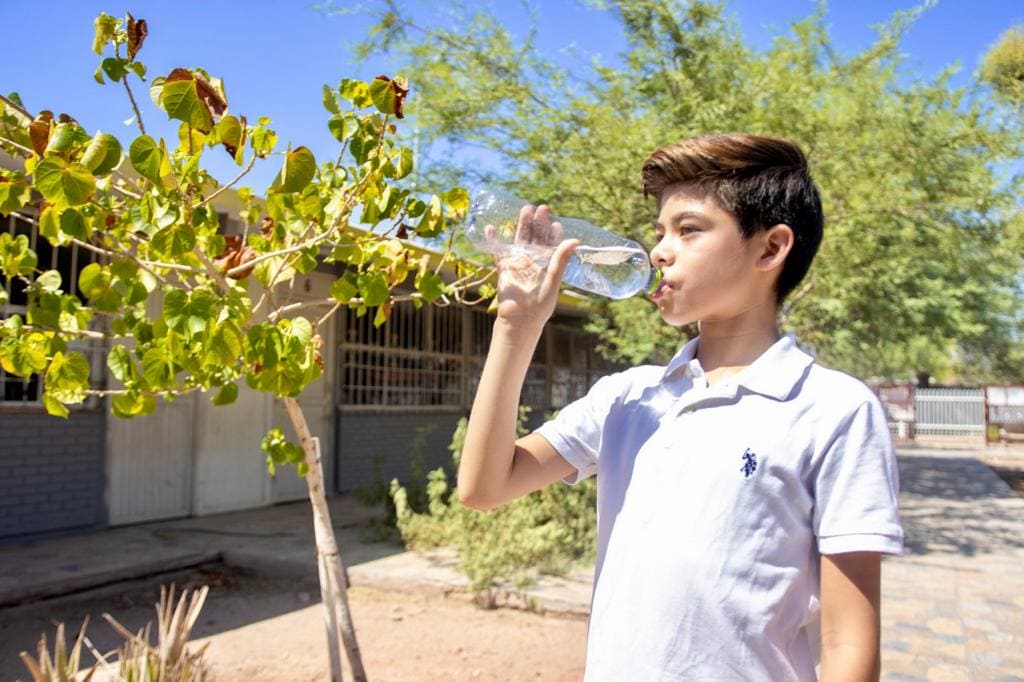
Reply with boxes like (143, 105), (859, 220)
(650, 279), (669, 301)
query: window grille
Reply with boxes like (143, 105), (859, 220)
(340, 300), (465, 410)
(338, 292), (619, 413)
(1, 213), (104, 408)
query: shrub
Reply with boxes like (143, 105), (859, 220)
(390, 408), (597, 603)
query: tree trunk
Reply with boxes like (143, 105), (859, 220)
(282, 396), (367, 682)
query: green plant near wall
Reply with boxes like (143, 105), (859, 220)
(390, 408), (597, 605)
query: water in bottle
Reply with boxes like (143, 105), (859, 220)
(458, 189), (660, 300)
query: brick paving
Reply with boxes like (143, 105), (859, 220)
(880, 449), (1024, 681)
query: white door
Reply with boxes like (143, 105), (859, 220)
(191, 381), (271, 515)
(106, 394), (193, 525)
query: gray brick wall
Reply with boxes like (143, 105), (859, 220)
(336, 411), (464, 493)
(0, 411), (106, 542)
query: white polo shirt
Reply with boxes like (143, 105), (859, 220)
(535, 334), (903, 681)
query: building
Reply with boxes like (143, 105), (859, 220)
(0, 185), (617, 542)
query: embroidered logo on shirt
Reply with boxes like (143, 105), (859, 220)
(741, 449), (758, 478)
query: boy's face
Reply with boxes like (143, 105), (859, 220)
(649, 183), (783, 328)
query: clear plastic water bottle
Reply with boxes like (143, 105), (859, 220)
(457, 189), (661, 300)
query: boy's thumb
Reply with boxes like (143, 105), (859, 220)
(544, 239), (580, 290)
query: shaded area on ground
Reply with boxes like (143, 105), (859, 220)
(896, 454), (1024, 557)
(0, 563), (322, 678)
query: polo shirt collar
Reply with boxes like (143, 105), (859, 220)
(662, 333), (815, 401)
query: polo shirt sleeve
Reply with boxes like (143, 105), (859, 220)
(812, 396), (904, 555)
(533, 371), (626, 485)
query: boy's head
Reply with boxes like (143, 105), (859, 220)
(641, 134), (823, 325)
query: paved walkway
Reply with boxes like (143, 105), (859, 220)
(1, 445), (1023, 680)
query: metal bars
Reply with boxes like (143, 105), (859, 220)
(338, 301), (611, 412)
(1, 213), (101, 407)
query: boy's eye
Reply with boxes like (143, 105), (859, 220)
(680, 225), (700, 235)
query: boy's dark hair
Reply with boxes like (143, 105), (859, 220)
(640, 133), (823, 303)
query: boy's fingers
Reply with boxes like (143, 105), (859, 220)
(543, 238), (580, 293)
(514, 204), (535, 245)
(550, 221), (563, 245)
(535, 205), (553, 245)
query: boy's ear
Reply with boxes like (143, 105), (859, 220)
(757, 224), (794, 272)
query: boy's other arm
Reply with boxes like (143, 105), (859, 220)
(819, 551), (882, 682)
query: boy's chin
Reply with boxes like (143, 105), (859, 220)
(656, 308), (696, 328)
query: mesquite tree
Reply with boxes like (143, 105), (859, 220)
(0, 13), (492, 681)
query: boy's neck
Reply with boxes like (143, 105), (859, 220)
(695, 309), (781, 385)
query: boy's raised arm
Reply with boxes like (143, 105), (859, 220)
(457, 204), (579, 510)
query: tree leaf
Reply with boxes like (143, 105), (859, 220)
(339, 78), (372, 108)
(415, 269), (447, 303)
(92, 13), (118, 55)
(0, 233), (37, 277)
(107, 344), (137, 383)
(0, 175), (32, 214)
(395, 147), (413, 179)
(141, 345), (176, 389)
(322, 83), (340, 114)
(216, 115), (245, 162)
(280, 146), (316, 193)
(81, 132), (122, 176)
(163, 289), (212, 336)
(59, 208), (89, 241)
(126, 12), (148, 61)
(101, 57), (128, 82)
(160, 72), (215, 132)
(45, 122), (91, 154)
(370, 75), (409, 118)
(128, 135), (165, 184)
(327, 113), (354, 143)
(34, 157), (95, 207)
(43, 393), (70, 418)
(150, 221), (195, 257)
(329, 273), (359, 302)
(358, 271), (390, 307)
(28, 110), (53, 156)
(212, 382), (238, 406)
(45, 350), (90, 404)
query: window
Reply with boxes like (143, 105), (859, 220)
(340, 301), (465, 410)
(338, 298), (618, 413)
(1, 213), (104, 408)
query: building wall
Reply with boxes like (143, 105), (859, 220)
(336, 411), (464, 493)
(0, 411), (106, 542)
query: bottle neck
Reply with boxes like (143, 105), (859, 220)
(643, 266), (662, 297)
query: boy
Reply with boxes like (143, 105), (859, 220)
(458, 133), (903, 681)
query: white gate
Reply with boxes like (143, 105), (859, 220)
(914, 388), (985, 438)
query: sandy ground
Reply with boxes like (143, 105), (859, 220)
(1, 565), (587, 682)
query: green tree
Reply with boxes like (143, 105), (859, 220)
(349, 0), (1024, 382)
(0, 13), (492, 681)
(981, 24), (1024, 107)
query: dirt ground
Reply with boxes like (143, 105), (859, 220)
(0, 564), (587, 682)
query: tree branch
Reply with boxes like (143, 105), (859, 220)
(0, 134), (32, 157)
(194, 152), (258, 210)
(116, 45), (146, 135)
(0, 93), (32, 122)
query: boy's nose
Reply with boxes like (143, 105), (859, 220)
(650, 243), (671, 267)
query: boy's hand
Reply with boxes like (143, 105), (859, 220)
(488, 203), (579, 331)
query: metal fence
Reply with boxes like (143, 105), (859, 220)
(913, 387), (985, 438)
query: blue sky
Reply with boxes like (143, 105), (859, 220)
(1, 1), (1020, 191)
